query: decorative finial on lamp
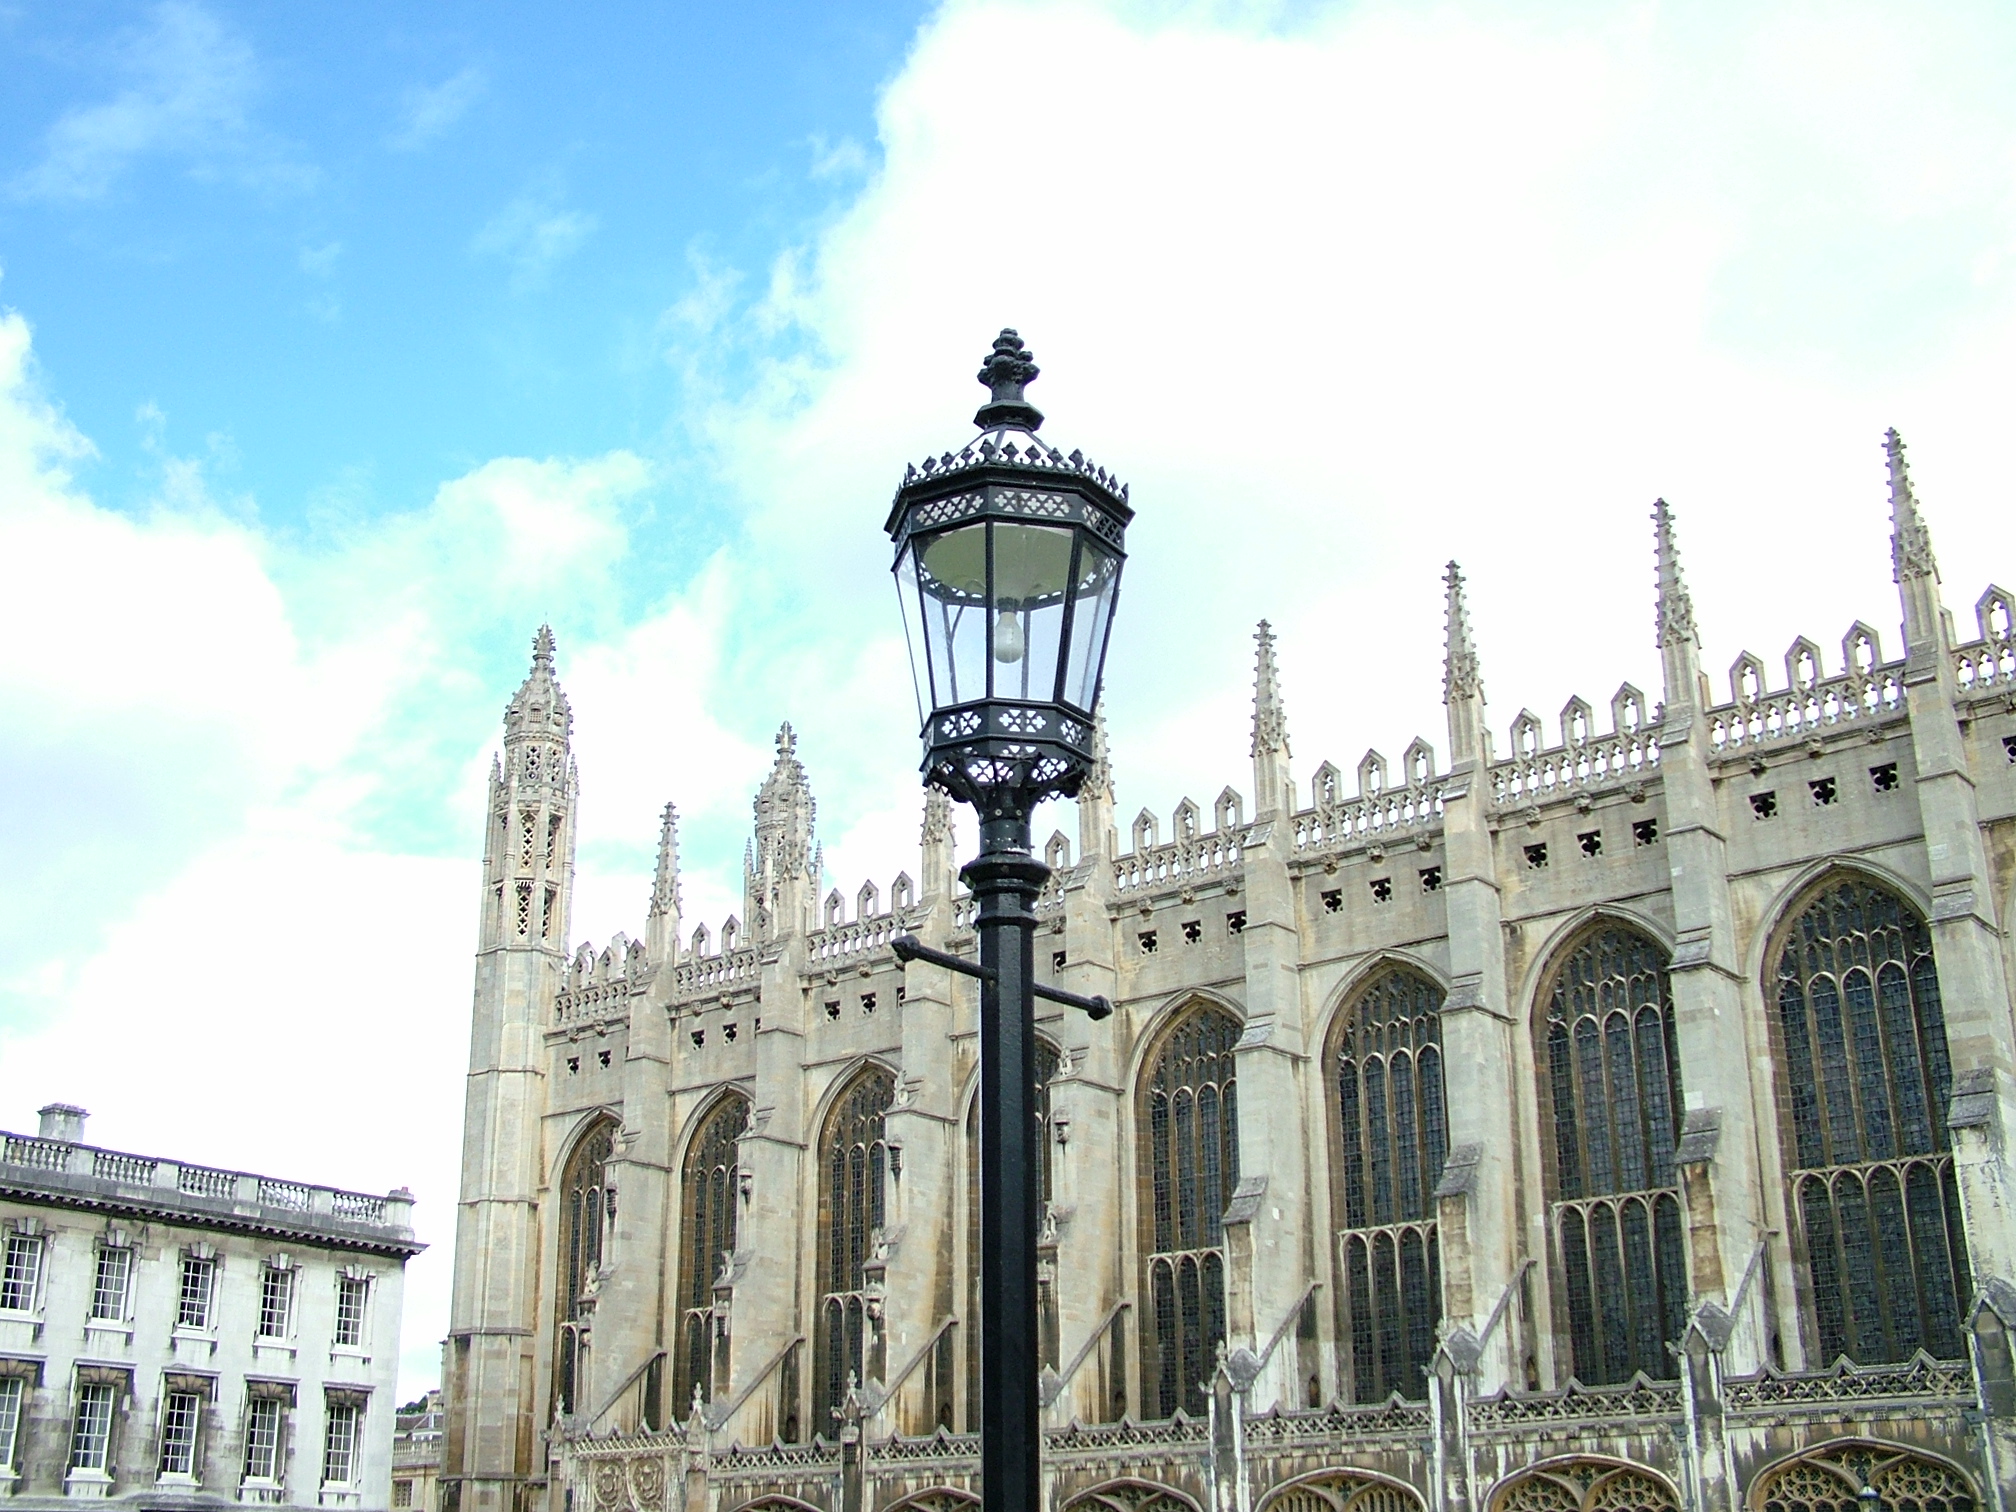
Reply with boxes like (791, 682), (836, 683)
(974, 328), (1044, 431)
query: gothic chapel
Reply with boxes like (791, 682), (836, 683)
(443, 433), (2016, 1512)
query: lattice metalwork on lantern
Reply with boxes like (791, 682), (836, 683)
(887, 330), (1132, 812)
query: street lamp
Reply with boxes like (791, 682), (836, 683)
(884, 330), (1131, 1512)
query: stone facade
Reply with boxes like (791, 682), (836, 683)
(441, 435), (2016, 1512)
(0, 1104), (419, 1510)
(395, 1393), (444, 1512)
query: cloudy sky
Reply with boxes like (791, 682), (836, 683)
(3, 0), (2015, 1398)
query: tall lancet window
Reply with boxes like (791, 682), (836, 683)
(1330, 967), (1448, 1402)
(1537, 926), (1687, 1384)
(1773, 878), (1969, 1363)
(675, 1094), (748, 1418)
(553, 1119), (617, 1418)
(815, 1067), (894, 1438)
(1138, 1003), (1241, 1420)
(966, 1039), (1062, 1428)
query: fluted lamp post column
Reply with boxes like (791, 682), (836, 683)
(882, 331), (1132, 1512)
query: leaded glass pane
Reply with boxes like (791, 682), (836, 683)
(1139, 1004), (1239, 1419)
(1775, 879), (1969, 1363)
(1540, 927), (1685, 1384)
(815, 1067), (894, 1437)
(674, 1094), (748, 1416)
(553, 1120), (616, 1417)
(1330, 967), (1447, 1402)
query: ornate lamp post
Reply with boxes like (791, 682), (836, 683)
(884, 331), (1131, 1512)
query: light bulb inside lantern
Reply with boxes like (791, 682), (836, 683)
(992, 611), (1025, 664)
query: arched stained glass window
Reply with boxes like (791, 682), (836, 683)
(967, 1039), (1062, 1429)
(814, 1066), (894, 1438)
(1537, 927), (1686, 1385)
(1138, 1004), (1241, 1420)
(552, 1119), (617, 1418)
(673, 1093), (748, 1418)
(1774, 879), (1970, 1364)
(1330, 966), (1447, 1402)
(1753, 1440), (1977, 1512)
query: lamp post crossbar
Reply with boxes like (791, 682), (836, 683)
(889, 934), (1112, 1020)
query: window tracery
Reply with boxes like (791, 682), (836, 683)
(1329, 966), (1447, 1403)
(815, 1067), (894, 1438)
(1261, 1471), (1424, 1512)
(1138, 1004), (1241, 1420)
(1536, 927), (1686, 1385)
(675, 1094), (748, 1417)
(553, 1119), (617, 1418)
(1753, 1441), (1976, 1512)
(1491, 1461), (1678, 1512)
(1773, 880), (1970, 1364)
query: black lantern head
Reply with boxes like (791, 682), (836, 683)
(887, 330), (1132, 814)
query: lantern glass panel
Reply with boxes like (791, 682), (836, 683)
(895, 547), (929, 727)
(914, 522), (991, 708)
(988, 522), (1075, 702)
(1061, 535), (1120, 712)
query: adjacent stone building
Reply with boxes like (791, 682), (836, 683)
(0, 1104), (420, 1509)
(395, 1392), (445, 1512)
(441, 431), (2016, 1512)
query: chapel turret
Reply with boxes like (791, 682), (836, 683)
(744, 722), (817, 937)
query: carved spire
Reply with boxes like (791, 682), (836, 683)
(1250, 621), (1294, 814)
(503, 624), (572, 748)
(1648, 502), (1709, 718)
(1887, 429), (1939, 584)
(1443, 565), (1488, 766)
(1077, 699), (1117, 861)
(644, 801), (682, 960)
(1653, 501), (1698, 650)
(1085, 700), (1114, 803)
(1251, 621), (1290, 759)
(921, 787), (956, 899)
(650, 803), (680, 918)
(1443, 563), (1483, 703)
(485, 625), (574, 952)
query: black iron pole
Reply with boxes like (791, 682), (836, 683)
(962, 808), (1050, 1512)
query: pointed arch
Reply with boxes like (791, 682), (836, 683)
(1323, 957), (1449, 1403)
(1061, 1480), (1202, 1512)
(1532, 921), (1687, 1385)
(1747, 1437), (1978, 1511)
(1487, 1456), (1679, 1512)
(551, 1112), (620, 1419)
(672, 1087), (751, 1416)
(1135, 999), (1242, 1421)
(1257, 1468), (1426, 1512)
(881, 1490), (981, 1512)
(814, 1063), (896, 1439)
(1764, 874), (1971, 1365)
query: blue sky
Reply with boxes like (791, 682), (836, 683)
(4, 0), (2016, 1397)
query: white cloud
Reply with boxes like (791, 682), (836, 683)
(8, 2), (298, 200)
(0, 306), (664, 1395)
(692, 0), (2016, 854)
(388, 66), (487, 153)
(473, 185), (599, 291)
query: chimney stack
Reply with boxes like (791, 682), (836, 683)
(37, 1103), (88, 1143)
